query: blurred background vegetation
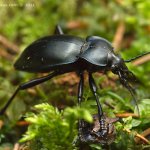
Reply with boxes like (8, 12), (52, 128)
(0, 0), (150, 150)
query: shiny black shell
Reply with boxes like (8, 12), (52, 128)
(80, 36), (114, 66)
(14, 35), (114, 73)
(15, 35), (84, 72)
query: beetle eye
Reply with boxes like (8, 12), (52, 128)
(111, 65), (118, 73)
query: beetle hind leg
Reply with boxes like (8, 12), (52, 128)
(0, 71), (61, 115)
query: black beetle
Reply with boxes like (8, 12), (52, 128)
(1, 25), (149, 137)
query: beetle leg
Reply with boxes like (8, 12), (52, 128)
(54, 25), (64, 35)
(77, 72), (84, 106)
(88, 73), (103, 118)
(0, 71), (61, 115)
(77, 72), (84, 138)
(88, 73), (109, 137)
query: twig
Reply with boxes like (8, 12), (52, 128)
(0, 120), (4, 129)
(141, 128), (150, 138)
(132, 54), (150, 66)
(0, 48), (13, 60)
(0, 35), (19, 54)
(16, 121), (30, 126)
(135, 128), (150, 144)
(115, 113), (139, 118)
(67, 20), (88, 29)
(124, 128), (149, 144)
(13, 143), (20, 150)
(115, 0), (123, 5)
(113, 21), (125, 51)
(104, 101), (115, 109)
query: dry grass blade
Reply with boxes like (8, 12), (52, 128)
(124, 128), (150, 144)
(0, 120), (4, 129)
(135, 128), (150, 144)
(132, 54), (150, 66)
(113, 21), (125, 51)
(115, 113), (139, 118)
(13, 143), (20, 150)
(0, 35), (19, 54)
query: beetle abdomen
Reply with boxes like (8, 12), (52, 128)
(14, 35), (85, 72)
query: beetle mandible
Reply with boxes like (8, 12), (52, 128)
(1, 25), (149, 137)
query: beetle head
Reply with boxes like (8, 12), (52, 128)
(110, 54), (137, 82)
(110, 54), (140, 115)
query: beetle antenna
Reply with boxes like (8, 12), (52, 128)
(54, 25), (64, 35)
(124, 52), (150, 63)
(117, 71), (140, 116)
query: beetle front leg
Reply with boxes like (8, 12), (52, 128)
(88, 73), (108, 137)
(77, 72), (84, 138)
(77, 72), (84, 106)
(88, 73), (103, 118)
(0, 71), (61, 115)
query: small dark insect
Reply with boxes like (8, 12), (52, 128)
(0, 25), (149, 138)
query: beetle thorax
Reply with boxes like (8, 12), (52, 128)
(110, 54), (123, 73)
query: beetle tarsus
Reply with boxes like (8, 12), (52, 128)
(99, 116), (108, 137)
